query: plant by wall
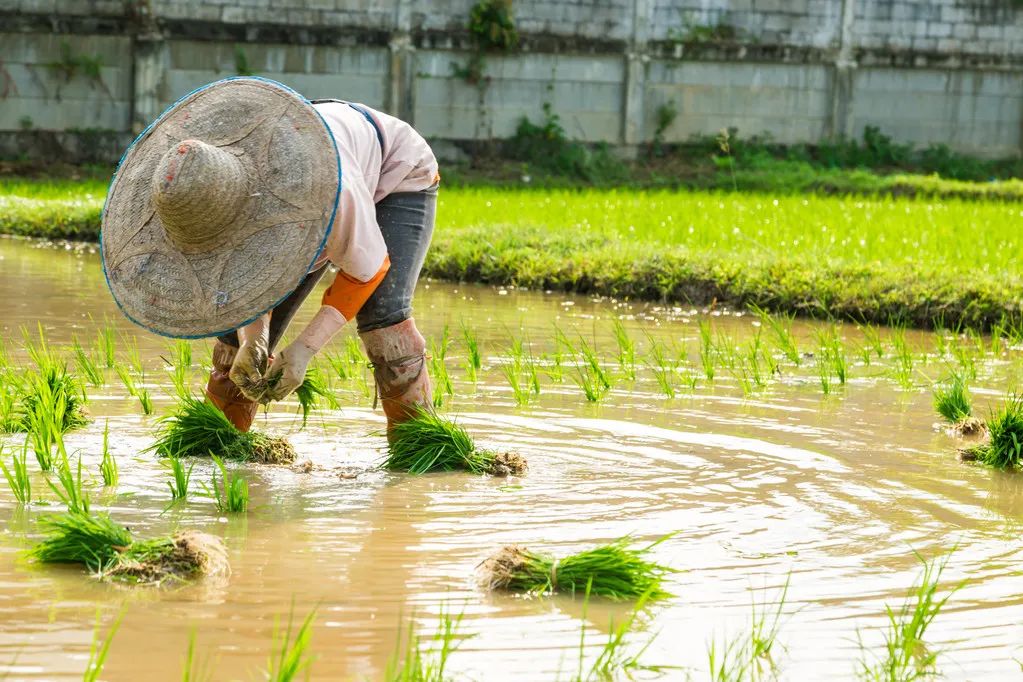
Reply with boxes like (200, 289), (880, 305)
(453, 0), (520, 85)
(45, 42), (109, 99)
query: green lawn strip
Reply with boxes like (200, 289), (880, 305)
(2, 181), (1021, 330)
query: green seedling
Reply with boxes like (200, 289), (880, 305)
(386, 608), (467, 682)
(384, 407), (526, 476)
(295, 367), (338, 428)
(181, 630), (214, 682)
(99, 420), (118, 487)
(72, 335), (104, 387)
(46, 449), (90, 514)
(151, 395), (296, 464)
(890, 326), (914, 389)
(461, 322), (482, 384)
(429, 326), (453, 409)
(0, 442), (31, 503)
(206, 454), (248, 513)
(95, 323), (117, 369)
(752, 305), (800, 365)
(265, 604), (317, 682)
(83, 610), (124, 682)
(166, 456), (194, 501)
(933, 375), (972, 423)
(645, 336), (676, 398)
(478, 534), (675, 601)
(30, 511), (228, 583)
(612, 318), (637, 380)
(699, 321), (716, 381)
(963, 395), (1023, 468)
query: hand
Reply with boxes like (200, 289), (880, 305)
(229, 315), (270, 401)
(261, 342), (315, 403)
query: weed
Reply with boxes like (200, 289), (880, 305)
(479, 534), (674, 600)
(385, 407), (526, 476)
(206, 454), (249, 513)
(0, 443), (31, 503)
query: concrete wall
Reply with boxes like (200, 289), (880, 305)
(1, 0), (1021, 162)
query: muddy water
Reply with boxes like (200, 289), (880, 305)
(1, 235), (1022, 680)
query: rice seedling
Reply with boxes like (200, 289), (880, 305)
(83, 610), (124, 682)
(122, 336), (144, 376)
(577, 335), (612, 392)
(699, 321), (716, 381)
(294, 367), (338, 427)
(524, 343), (541, 397)
(502, 360), (531, 407)
(948, 333), (978, 381)
(429, 327), (453, 409)
(645, 336), (676, 398)
(705, 578), (789, 682)
(151, 395), (296, 464)
(933, 375), (972, 423)
(0, 443), (31, 504)
(856, 553), (957, 682)
(816, 326), (847, 386)
(569, 586), (670, 682)
(206, 454), (248, 513)
(386, 608), (467, 682)
(612, 318), (637, 380)
(30, 511), (229, 584)
(962, 395), (1023, 468)
(72, 335), (104, 387)
(461, 321), (481, 384)
(573, 364), (611, 403)
(815, 351), (832, 396)
(478, 534), (674, 600)
(4, 344), (88, 436)
(166, 456), (194, 501)
(115, 365), (154, 415)
(164, 340), (193, 400)
(98, 420), (118, 487)
(46, 449), (90, 514)
(265, 604), (317, 682)
(384, 407), (526, 476)
(859, 324), (884, 363)
(890, 326), (915, 389)
(752, 305), (800, 365)
(95, 323), (117, 369)
(180, 630), (213, 682)
(24, 372), (78, 471)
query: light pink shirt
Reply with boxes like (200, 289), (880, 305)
(311, 102), (439, 281)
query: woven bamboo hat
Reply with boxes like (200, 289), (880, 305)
(101, 77), (341, 339)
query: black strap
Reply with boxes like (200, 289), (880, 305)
(310, 98), (385, 149)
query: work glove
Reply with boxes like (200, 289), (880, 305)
(229, 314), (271, 402)
(260, 306), (347, 403)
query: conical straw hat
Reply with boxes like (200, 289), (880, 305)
(101, 77), (341, 339)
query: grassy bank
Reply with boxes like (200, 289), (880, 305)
(2, 179), (1022, 330)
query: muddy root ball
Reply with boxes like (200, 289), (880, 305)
(486, 451), (528, 477)
(958, 445), (984, 463)
(951, 417), (986, 438)
(108, 532), (230, 584)
(249, 434), (297, 465)
(477, 545), (533, 591)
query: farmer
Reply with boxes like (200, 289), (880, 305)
(101, 77), (436, 433)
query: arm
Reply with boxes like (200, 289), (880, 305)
(260, 258), (390, 402)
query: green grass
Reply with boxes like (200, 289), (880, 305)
(384, 407), (526, 476)
(478, 535), (674, 600)
(151, 395), (296, 464)
(6, 180), (1023, 329)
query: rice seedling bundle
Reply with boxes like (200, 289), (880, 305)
(0, 361), (88, 434)
(151, 395), (296, 464)
(295, 367), (337, 427)
(30, 512), (229, 584)
(933, 375), (984, 437)
(961, 395), (1023, 468)
(385, 408), (526, 476)
(478, 536), (674, 600)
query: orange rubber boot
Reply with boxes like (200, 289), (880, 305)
(205, 340), (259, 432)
(359, 318), (433, 434)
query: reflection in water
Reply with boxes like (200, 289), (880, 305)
(0, 237), (1022, 679)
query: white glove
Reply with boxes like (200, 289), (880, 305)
(261, 306), (347, 403)
(229, 314), (271, 401)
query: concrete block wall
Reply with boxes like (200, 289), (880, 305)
(2, 0), (1022, 160)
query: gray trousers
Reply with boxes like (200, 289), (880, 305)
(218, 185), (437, 352)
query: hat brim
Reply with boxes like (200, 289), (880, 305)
(101, 77), (341, 339)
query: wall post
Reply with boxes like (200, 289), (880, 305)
(828, 0), (857, 139)
(621, 0), (651, 146)
(388, 0), (415, 123)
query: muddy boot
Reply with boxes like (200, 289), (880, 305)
(205, 340), (259, 433)
(360, 318), (433, 436)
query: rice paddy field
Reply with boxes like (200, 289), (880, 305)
(3, 223), (1023, 680)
